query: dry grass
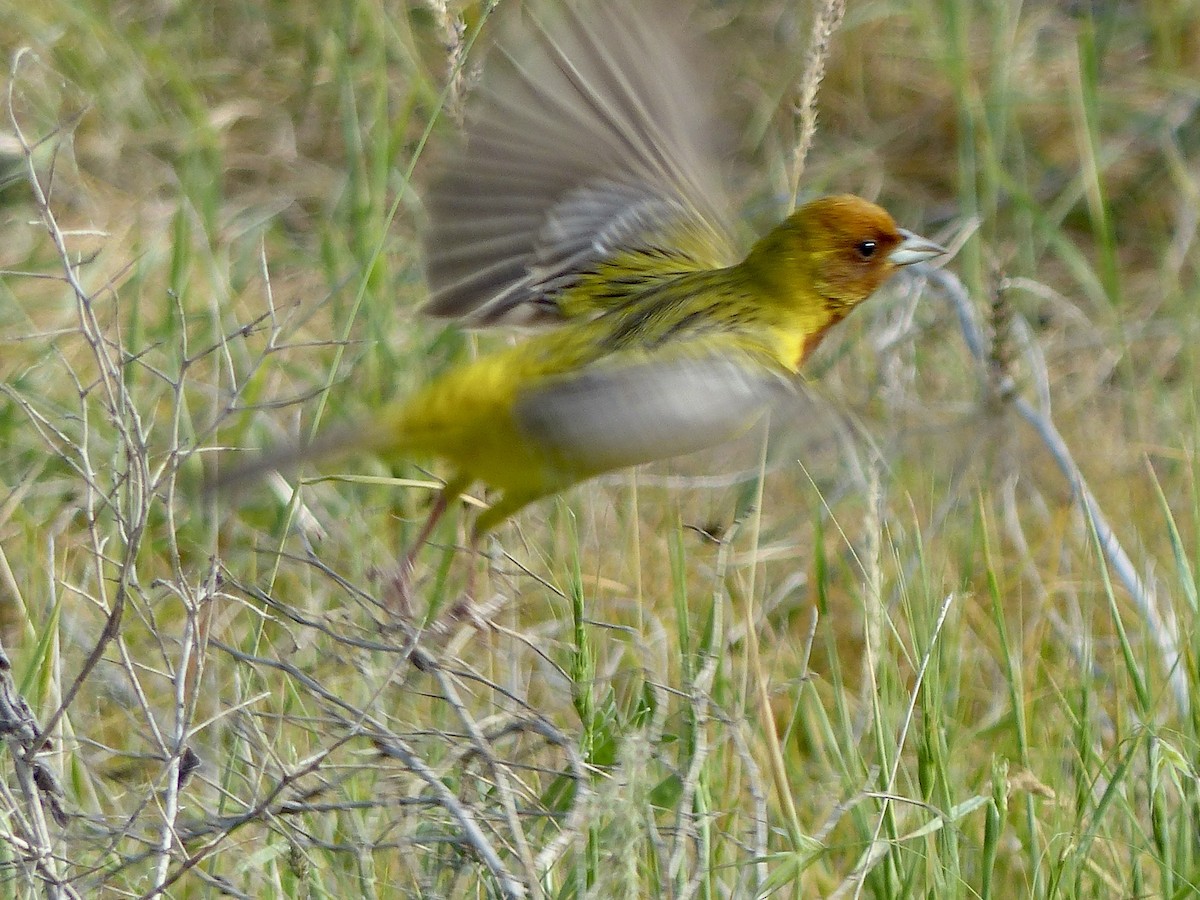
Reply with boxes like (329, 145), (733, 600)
(0, 0), (1198, 897)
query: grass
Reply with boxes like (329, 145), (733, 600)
(1, 0), (1199, 896)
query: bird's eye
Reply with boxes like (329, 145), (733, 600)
(856, 240), (877, 259)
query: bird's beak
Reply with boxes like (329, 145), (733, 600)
(890, 229), (947, 266)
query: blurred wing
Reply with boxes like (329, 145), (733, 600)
(422, 0), (736, 326)
(513, 348), (793, 473)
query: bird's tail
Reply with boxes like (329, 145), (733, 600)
(205, 420), (392, 500)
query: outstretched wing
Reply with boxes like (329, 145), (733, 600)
(422, 0), (737, 326)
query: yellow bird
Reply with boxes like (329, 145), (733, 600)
(218, 1), (945, 596)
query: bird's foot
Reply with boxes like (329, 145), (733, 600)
(440, 591), (506, 632)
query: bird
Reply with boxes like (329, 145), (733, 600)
(214, 0), (946, 603)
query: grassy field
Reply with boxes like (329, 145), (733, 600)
(1, 0), (1198, 896)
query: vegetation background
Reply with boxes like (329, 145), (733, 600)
(0, 0), (1197, 896)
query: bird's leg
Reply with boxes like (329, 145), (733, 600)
(453, 524), (486, 626)
(388, 475), (467, 617)
(445, 489), (545, 626)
